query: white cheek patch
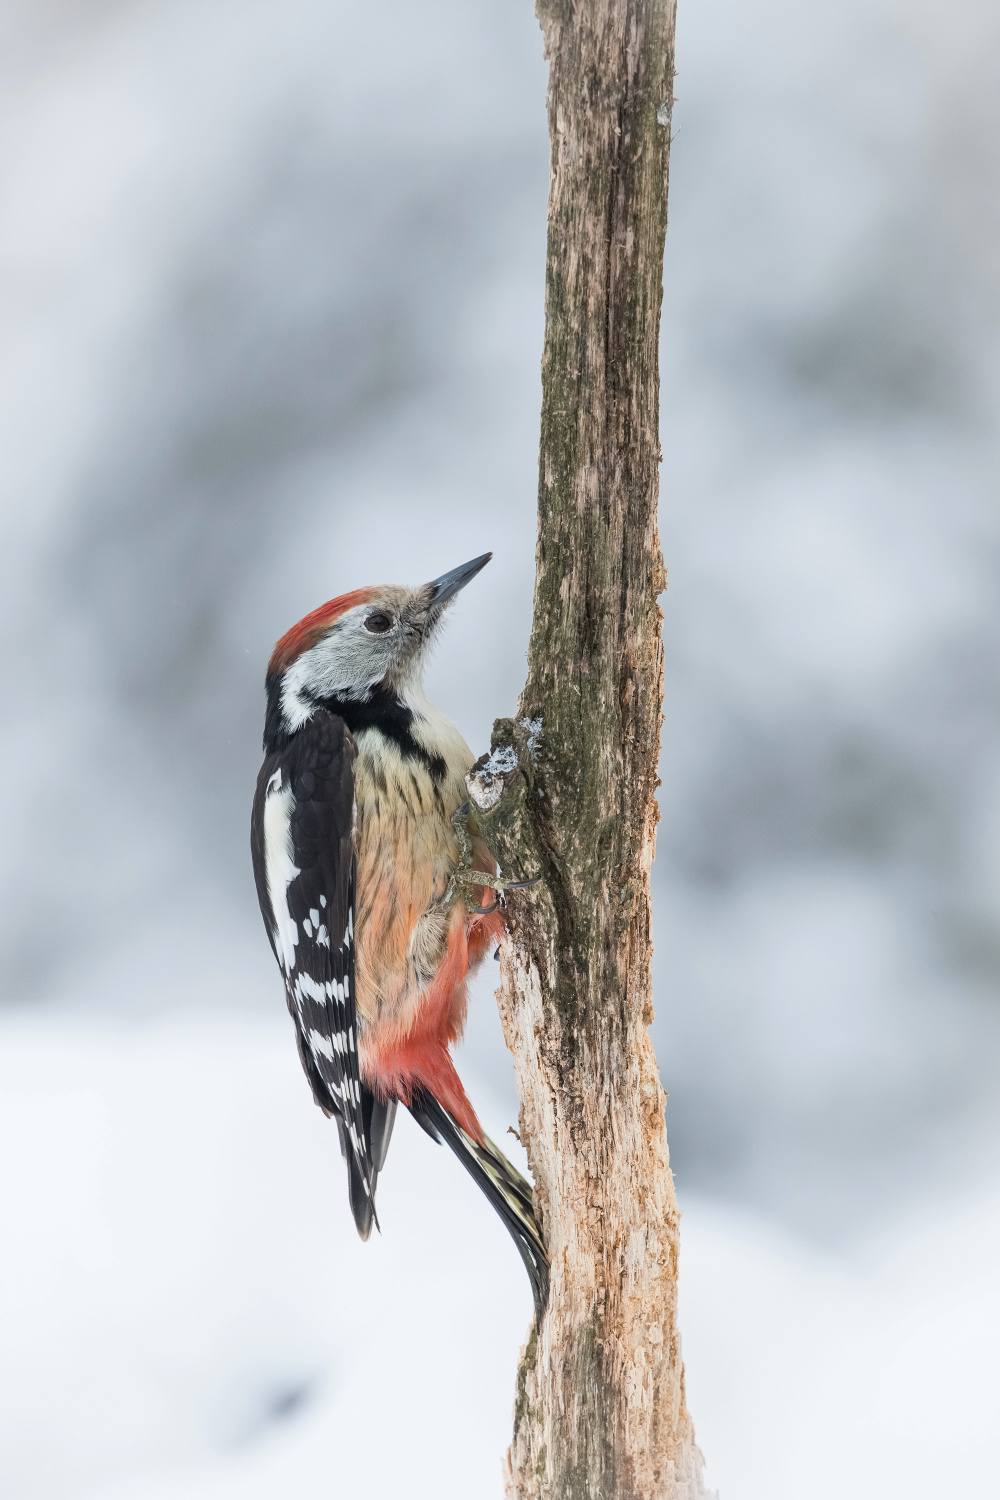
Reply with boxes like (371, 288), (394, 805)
(281, 609), (394, 728)
(262, 780), (300, 972)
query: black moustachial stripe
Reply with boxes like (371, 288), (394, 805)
(263, 674), (446, 782)
(322, 689), (447, 781)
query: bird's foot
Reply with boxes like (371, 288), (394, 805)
(448, 801), (540, 914)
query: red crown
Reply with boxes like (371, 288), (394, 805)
(267, 587), (376, 678)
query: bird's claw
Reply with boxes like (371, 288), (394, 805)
(450, 801), (541, 912)
(465, 871), (541, 913)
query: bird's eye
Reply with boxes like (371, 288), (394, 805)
(364, 612), (393, 634)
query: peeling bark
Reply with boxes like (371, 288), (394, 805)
(466, 2), (707, 1496)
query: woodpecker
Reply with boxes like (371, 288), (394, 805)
(250, 553), (548, 1319)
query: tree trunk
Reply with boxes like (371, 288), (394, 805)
(465, 1), (707, 1497)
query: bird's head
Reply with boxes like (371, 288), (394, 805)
(264, 552), (491, 746)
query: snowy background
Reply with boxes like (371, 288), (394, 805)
(1, 0), (999, 1496)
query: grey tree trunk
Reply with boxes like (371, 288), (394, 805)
(465, 2), (708, 1496)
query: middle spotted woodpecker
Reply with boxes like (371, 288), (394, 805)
(250, 552), (548, 1319)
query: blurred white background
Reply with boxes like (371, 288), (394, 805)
(1, 0), (998, 1495)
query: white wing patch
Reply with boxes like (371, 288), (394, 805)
(292, 971), (347, 1005)
(262, 777), (300, 972)
(307, 1029), (348, 1060)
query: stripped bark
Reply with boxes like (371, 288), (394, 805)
(465, 1), (707, 1496)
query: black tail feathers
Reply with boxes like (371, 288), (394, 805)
(334, 1083), (549, 1324)
(336, 1091), (397, 1241)
(408, 1089), (549, 1324)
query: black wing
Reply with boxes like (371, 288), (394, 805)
(251, 709), (393, 1239)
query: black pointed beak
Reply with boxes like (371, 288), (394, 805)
(425, 552), (492, 607)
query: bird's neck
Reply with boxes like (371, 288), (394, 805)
(327, 687), (447, 779)
(263, 674), (449, 784)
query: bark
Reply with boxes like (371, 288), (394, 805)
(465, 1), (707, 1496)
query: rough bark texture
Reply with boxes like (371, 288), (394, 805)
(466, 2), (707, 1497)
